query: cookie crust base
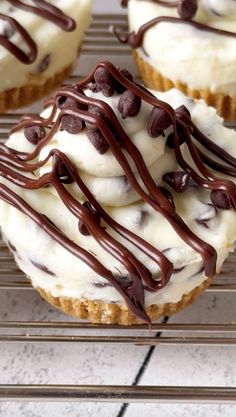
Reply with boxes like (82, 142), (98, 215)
(0, 63), (74, 113)
(36, 276), (212, 325)
(134, 51), (236, 122)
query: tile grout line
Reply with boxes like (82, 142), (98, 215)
(116, 316), (170, 417)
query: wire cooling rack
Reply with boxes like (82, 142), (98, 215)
(0, 13), (236, 404)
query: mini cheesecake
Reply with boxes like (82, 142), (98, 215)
(0, 61), (236, 324)
(119, 0), (236, 120)
(0, 0), (92, 112)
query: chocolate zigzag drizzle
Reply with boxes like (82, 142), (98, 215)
(0, 0), (76, 64)
(117, 0), (236, 47)
(1, 61), (236, 323)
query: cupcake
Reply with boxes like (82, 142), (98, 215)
(0, 0), (92, 112)
(0, 61), (236, 325)
(118, 0), (236, 121)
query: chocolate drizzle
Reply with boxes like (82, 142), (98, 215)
(0, 0), (76, 64)
(1, 61), (236, 323)
(117, 0), (236, 48)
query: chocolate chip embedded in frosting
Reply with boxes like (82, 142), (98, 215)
(37, 54), (51, 73)
(166, 124), (186, 149)
(54, 156), (74, 184)
(60, 115), (84, 134)
(78, 201), (101, 236)
(163, 171), (190, 193)
(210, 190), (233, 210)
(118, 90), (141, 119)
(2, 22), (15, 38)
(24, 125), (46, 145)
(177, 0), (198, 20)
(116, 68), (133, 94)
(86, 129), (110, 155)
(31, 260), (55, 276)
(85, 105), (105, 130)
(94, 67), (116, 97)
(159, 186), (175, 209)
(147, 107), (172, 138)
(195, 203), (217, 228)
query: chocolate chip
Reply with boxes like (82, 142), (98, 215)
(116, 68), (133, 94)
(94, 67), (116, 97)
(163, 171), (190, 192)
(57, 95), (87, 111)
(31, 260), (55, 276)
(195, 204), (217, 228)
(147, 107), (172, 138)
(85, 105), (105, 130)
(166, 124), (186, 148)
(118, 90), (141, 119)
(210, 190), (233, 210)
(86, 129), (109, 154)
(159, 186), (175, 208)
(24, 125), (46, 145)
(78, 201), (101, 236)
(93, 281), (111, 288)
(115, 275), (132, 288)
(37, 54), (50, 73)
(177, 0), (198, 20)
(2, 23), (15, 38)
(54, 156), (74, 184)
(60, 114), (84, 134)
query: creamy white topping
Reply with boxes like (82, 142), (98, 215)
(0, 0), (92, 92)
(128, 0), (236, 94)
(0, 88), (236, 309)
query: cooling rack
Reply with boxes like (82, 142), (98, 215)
(0, 13), (236, 404)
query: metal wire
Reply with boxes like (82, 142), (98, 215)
(0, 13), (236, 403)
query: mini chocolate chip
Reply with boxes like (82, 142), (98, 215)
(176, 104), (191, 119)
(195, 203), (217, 228)
(24, 125), (46, 145)
(54, 156), (74, 184)
(118, 90), (141, 119)
(78, 201), (101, 236)
(37, 54), (50, 73)
(86, 129), (109, 154)
(166, 124), (186, 148)
(31, 260), (55, 276)
(94, 67), (116, 97)
(3, 23), (15, 38)
(177, 0), (198, 20)
(210, 190), (233, 210)
(60, 114), (84, 134)
(93, 281), (111, 288)
(116, 68), (133, 93)
(163, 171), (190, 192)
(85, 105), (105, 130)
(147, 107), (172, 138)
(115, 275), (132, 288)
(159, 186), (175, 208)
(57, 95), (87, 111)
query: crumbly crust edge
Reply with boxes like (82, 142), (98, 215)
(134, 51), (236, 122)
(0, 63), (74, 112)
(36, 276), (212, 325)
